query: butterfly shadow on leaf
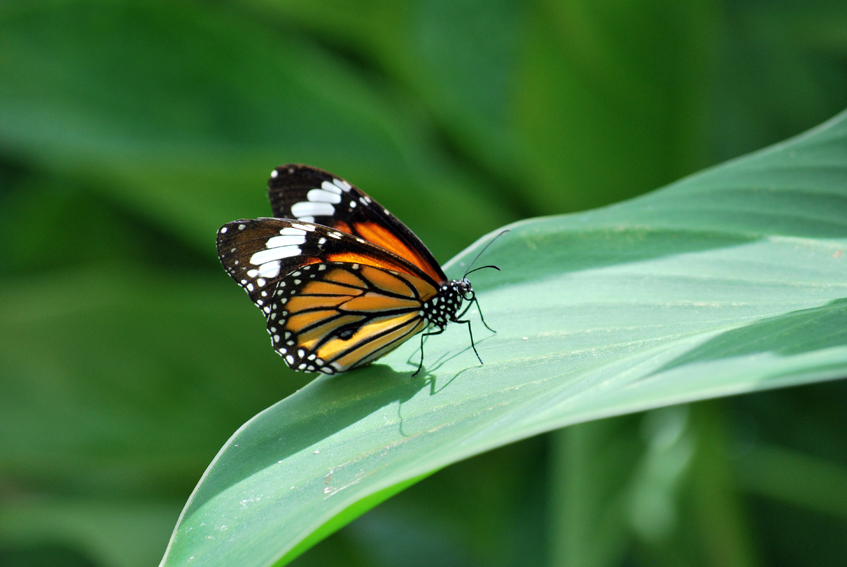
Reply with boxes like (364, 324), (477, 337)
(406, 329), (497, 384)
(394, 363), (482, 437)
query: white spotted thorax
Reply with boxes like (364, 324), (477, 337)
(422, 278), (474, 331)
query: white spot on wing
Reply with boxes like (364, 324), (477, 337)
(258, 261), (280, 278)
(333, 179), (352, 191)
(320, 181), (343, 195)
(308, 188), (342, 204)
(271, 169), (278, 178)
(265, 234), (307, 248)
(292, 202), (335, 218)
(250, 246), (300, 265)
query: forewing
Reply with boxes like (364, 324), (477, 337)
(217, 218), (437, 304)
(267, 164), (446, 283)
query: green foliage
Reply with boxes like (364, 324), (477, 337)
(161, 110), (847, 566)
(1, 1), (846, 566)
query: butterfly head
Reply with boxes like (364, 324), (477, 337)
(457, 277), (475, 302)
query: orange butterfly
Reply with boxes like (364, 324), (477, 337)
(217, 165), (498, 375)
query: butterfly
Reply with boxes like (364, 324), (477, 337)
(216, 164), (498, 376)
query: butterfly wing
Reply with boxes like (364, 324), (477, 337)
(217, 218), (438, 373)
(267, 164), (447, 284)
(267, 261), (430, 373)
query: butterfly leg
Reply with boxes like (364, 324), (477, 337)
(406, 333), (431, 366)
(474, 297), (496, 333)
(455, 319), (483, 366)
(413, 328), (446, 377)
(456, 296), (496, 333)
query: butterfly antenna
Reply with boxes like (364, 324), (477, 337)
(465, 264), (500, 277)
(463, 229), (510, 278)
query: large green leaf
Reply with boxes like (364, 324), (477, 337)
(160, 108), (847, 565)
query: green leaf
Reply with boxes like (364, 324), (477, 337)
(161, 109), (847, 565)
(0, 267), (303, 494)
(513, 0), (718, 212)
(248, 0), (719, 215)
(0, 498), (184, 567)
(0, 1), (514, 258)
(245, 0), (528, 193)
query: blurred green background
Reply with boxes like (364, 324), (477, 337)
(2, 1), (847, 566)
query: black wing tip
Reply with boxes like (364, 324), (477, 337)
(216, 219), (252, 242)
(218, 217), (326, 234)
(269, 164), (337, 186)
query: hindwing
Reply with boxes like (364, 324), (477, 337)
(268, 262), (430, 373)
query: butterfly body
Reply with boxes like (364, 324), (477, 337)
(217, 165), (492, 375)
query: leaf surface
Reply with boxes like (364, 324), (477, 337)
(161, 112), (847, 566)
